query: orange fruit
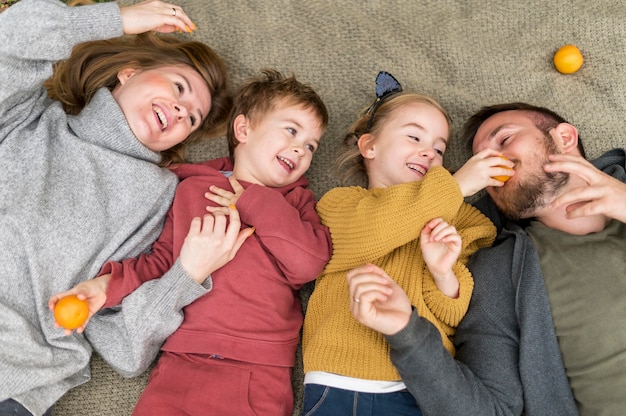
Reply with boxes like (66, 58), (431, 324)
(54, 295), (89, 330)
(553, 44), (584, 74)
(492, 155), (513, 183)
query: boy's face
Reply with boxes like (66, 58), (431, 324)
(232, 101), (324, 187)
(361, 101), (449, 189)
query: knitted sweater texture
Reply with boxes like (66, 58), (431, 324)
(303, 166), (496, 380)
(0, 1), (208, 414)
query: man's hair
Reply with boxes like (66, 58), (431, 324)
(461, 102), (586, 158)
(226, 69), (328, 159)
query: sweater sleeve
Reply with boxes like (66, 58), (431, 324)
(387, 236), (524, 416)
(422, 203), (496, 327)
(85, 259), (210, 377)
(0, 0), (122, 105)
(100, 207), (178, 308)
(318, 166), (464, 273)
(386, 305), (523, 416)
(235, 184), (332, 286)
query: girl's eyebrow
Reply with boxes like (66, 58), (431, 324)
(404, 122), (449, 144)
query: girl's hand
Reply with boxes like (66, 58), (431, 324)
(48, 274), (111, 335)
(420, 218), (461, 298)
(120, 0), (197, 35)
(205, 176), (245, 214)
(347, 264), (412, 336)
(453, 149), (515, 197)
(546, 153), (626, 223)
(179, 206), (253, 284)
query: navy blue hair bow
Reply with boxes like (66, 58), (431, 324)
(365, 71), (403, 132)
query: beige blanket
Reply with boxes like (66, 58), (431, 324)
(54, 0), (626, 414)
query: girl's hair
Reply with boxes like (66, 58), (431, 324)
(226, 69), (329, 160)
(44, 32), (232, 167)
(335, 93), (451, 188)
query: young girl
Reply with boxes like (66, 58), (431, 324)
(301, 72), (505, 415)
(0, 1), (230, 415)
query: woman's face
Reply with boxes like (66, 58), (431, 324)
(112, 65), (212, 152)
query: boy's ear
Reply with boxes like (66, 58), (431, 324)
(553, 122), (579, 154)
(116, 67), (138, 85)
(358, 133), (376, 159)
(233, 114), (250, 144)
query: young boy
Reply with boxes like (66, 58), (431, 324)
(52, 69), (331, 416)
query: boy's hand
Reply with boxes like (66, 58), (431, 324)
(420, 218), (461, 298)
(546, 153), (626, 223)
(48, 274), (111, 335)
(347, 264), (412, 336)
(205, 176), (245, 213)
(179, 206), (253, 284)
(453, 149), (515, 197)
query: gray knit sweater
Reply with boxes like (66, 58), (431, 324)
(0, 1), (209, 415)
(386, 149), (626, 415)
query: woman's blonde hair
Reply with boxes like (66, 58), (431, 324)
(45, 32), (232, 166)
(335, 93), (451, 188)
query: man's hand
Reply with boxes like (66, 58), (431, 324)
(546, 154), (626, 223)
(347, 264), (412, 336)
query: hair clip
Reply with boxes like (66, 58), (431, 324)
(364, 71), (403, 132)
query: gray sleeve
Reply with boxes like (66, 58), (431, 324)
(386, 246), (524, 416)
(0, 0), (122, 102)
(83, 259), (210, 377)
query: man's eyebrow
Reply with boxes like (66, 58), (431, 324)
(488, 124), (513, 140)
(180, 73), (204, 123)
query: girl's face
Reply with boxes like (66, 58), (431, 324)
(360, 101), (449, 189)
(112, 65), (212, 152)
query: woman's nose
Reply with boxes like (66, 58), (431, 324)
(174, 104), (188, 120)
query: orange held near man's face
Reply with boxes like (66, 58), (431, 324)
(492, 155), (513, 182)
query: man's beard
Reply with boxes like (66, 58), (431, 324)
(490, 136), (570, 220)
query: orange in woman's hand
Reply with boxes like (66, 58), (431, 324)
(492, 156), (513, 183)
(54, 295), (89, 330)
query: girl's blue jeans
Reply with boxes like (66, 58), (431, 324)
(302, 384), (423, 416)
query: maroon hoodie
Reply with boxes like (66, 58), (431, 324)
(101, 157), (331, 367)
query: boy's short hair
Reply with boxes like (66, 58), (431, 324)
(226, 69), (329, 159)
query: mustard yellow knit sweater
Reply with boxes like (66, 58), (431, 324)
(302, 166), (496, 381)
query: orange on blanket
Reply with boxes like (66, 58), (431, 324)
(554, 44), (584, 74)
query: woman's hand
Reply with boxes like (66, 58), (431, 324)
(179, 206), (253, 284)
(48, 274), (111, 335)
(120, 0), (197, 35)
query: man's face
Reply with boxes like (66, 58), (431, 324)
(472, 110), (569, 219)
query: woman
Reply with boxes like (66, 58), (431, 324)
(0, 1), (231, 415)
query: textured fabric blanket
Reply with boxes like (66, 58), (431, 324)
(49, 0), (626, 414)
